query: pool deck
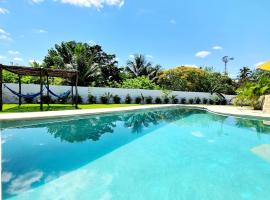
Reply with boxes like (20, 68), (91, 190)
(0, 105), (269, 121)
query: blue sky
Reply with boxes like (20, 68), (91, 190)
(0, 0), (270, 77)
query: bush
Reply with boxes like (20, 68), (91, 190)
(113, 95), (121, 104)
(135, 96), (142, 104)
(203, 98), (208, 104)
(24, 96), (34, 104)
(188, 98), (194, 104)
(42, 95), (54, 104)
(88, 95), (97, 104)
(209, 99), (214, 105)
(121, 76), (160, 90)
(221, 99), (227, 105)
(213, 97), (221, 105)
(195, 97), (201, 104)
(172, 98), (179, 104)
(145, 96), (153, 104)
(155, 97), (162, 104)
(73, 95), (83, 104)
(181, 98), (186, 104)
(164, 97), (170, 104)
(125, 94), (132, 104)
(100, 92), (113, 104)
(100, 95), (109, 104)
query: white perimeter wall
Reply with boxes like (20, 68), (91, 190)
(3, 83), (235, 104)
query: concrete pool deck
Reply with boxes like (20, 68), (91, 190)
(0, 105), (269, 121)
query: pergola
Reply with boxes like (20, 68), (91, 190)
(0, 64), (79, 111)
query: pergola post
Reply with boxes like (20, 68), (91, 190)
(40, 68), (43, 111)
(18, 75), (22, 106)
(75, 72), (78, 109)
(71, 84), (74, 105)
(0, 64), (3, 111)
(46, 75), (50, 106)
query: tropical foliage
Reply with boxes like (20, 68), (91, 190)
(235, 72), (270, 109)
(120, 76), (160, 90)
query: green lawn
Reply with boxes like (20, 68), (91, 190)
(1, 104), (141, 113)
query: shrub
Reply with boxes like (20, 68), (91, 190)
(170, 95), (178, 104)
(113, 95), (121, 104)
(121, 76), (160, 90)
(164, 97), (170, 104)
(73, 95), (83, 104)
(24, 96), (34, 104)
(145, 96), (153, 104)
(195, 97), (201, 104)
(100, 95), (109, 104)
(202, 98), (208, 104)
(135, 96), (142, 104)
(155, 97), (162, 104)
(100, 92), (113, 104)
(42, 95), (54, 104)
(209, 99), (214, 105)
(88, 95), (97, 104)
(188, 98), (194, 104)
(172, 98), (179, 104)
(181, 98), (186, 104)
(213, 97), (221, 105)
(221, 99), (227, 105)
(125, 94), (132, 104)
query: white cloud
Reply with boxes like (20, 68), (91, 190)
(146, 54), (153, 59)
(212, 46), (223, 50)
(195, 51), (211, 58)
(31, 0), (44, 3)
(0, 8), (9, 14)
(60, 0), (125, 8)
(169, 19), (176, 25)
(8, 171), (43, 195)
(129, 54), (134, 59)
(0, 55), (6, 60)
(0, 28), (12, 41)
(35, 29), (48, 33)
(13, 57), (23, 62)
(8, 50), (20, 55)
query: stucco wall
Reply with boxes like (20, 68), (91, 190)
(263, 95), (270, 114)
(2, 83), (235, 104)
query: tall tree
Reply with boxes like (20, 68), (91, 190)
(125, 54), (161, 81)
(43, 41), (118, 86)
(237, 67), (252, 85)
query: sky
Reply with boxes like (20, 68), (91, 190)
(0, 0), (270, 78)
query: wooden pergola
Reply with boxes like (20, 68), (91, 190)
(0, 64), (79, 111)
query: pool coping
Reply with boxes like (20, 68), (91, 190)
(0, 104), (270, 121)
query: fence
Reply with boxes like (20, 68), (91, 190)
(2, 83), (235, 104)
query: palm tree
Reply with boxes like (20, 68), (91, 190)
(126, 54), (161, 80)
(238, 67), (252, 85)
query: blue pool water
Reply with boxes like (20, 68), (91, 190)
(1, 107), (270, 200)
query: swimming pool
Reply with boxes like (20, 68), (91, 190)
(1, 107), (270, 200)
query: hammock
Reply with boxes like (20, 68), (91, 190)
(44, 85), (71, 99)
(4, 84), (41, 99)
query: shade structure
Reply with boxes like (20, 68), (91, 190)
(257, 61), (270, 71)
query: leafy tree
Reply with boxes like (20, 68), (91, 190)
(120, 76), (160, 90)
(237, 67), (252, 85)
(235, 73), (270, 109)
(43, 41), (118, 86)
(126, 54), (161, 81)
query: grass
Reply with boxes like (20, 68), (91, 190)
(1, 104), (141, 113)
